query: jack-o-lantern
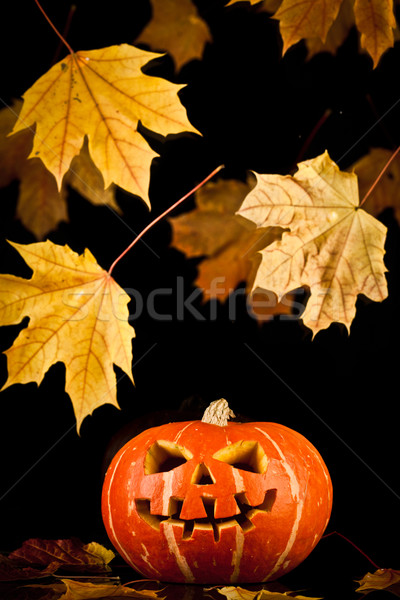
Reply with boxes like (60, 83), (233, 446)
(101, 399), (332, 584)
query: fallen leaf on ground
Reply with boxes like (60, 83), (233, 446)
(8, 539), (115, 573)
(350, 147), (400, 225)
(355, 568), (400, 595)
(27, 578), (162, 599)
(0, 241), (135, 431)
(212, 586), (322, 599)
(11, 44), (199, 207)
(237, 150), (388, 336)
(135, 0), (212, 71)
(0, 554), (59, 581)
(58, 578), (161, 599)
(211, 586), (258, 600)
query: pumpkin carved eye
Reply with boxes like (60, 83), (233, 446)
(144, 440), (193, 474)
(212, 440), (268, 474)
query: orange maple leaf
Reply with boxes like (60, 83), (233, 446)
(237, 151), (388, 336)
(135, 0), (212, 72)
(0, 241), (135, 431)
(170, 177), (281, 299)
(272, 0), (343, 53)
(10, 44), (199, 207)
(305, 0), (355, 59)
(170, 177), (297, 320)
(354, 0), (397, 67)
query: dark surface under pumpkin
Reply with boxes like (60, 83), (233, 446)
(102, 404), (332, 584)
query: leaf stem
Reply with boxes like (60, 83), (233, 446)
(51, 4), (77, 65)
(34, 0), (75, 55)
(359, 144), (400, 207)
(108, 165), (224, 276)
(322, 531), (381, 570)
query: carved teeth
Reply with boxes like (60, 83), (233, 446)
(135, 490), (276, 541)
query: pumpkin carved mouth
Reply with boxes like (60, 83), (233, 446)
(135, 489), (277, 541)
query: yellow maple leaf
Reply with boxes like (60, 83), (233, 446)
(136, 0), (212, 72)
(10, 44), (199, 207)
(0, 240), (135, 432)
(237, 151), (388, 336)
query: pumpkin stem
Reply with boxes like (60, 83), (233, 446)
(201, 399), (235, 426)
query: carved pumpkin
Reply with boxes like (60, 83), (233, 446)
(101, 399), (332, 584)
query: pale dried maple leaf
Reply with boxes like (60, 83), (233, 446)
(213, 586), (322, 599)
(11, 44), (199, 207)
(28, 578), (161, 599)
(237, 151), (388, 336)
(58, 579), (161, 599)
(0, 241), (135, 431)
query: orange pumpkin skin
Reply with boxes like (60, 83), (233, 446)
(101, 418), (332, 584)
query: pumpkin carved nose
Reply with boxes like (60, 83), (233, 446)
(191, 463), (214, 485)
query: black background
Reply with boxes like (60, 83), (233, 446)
(1, 1), (400, 597)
